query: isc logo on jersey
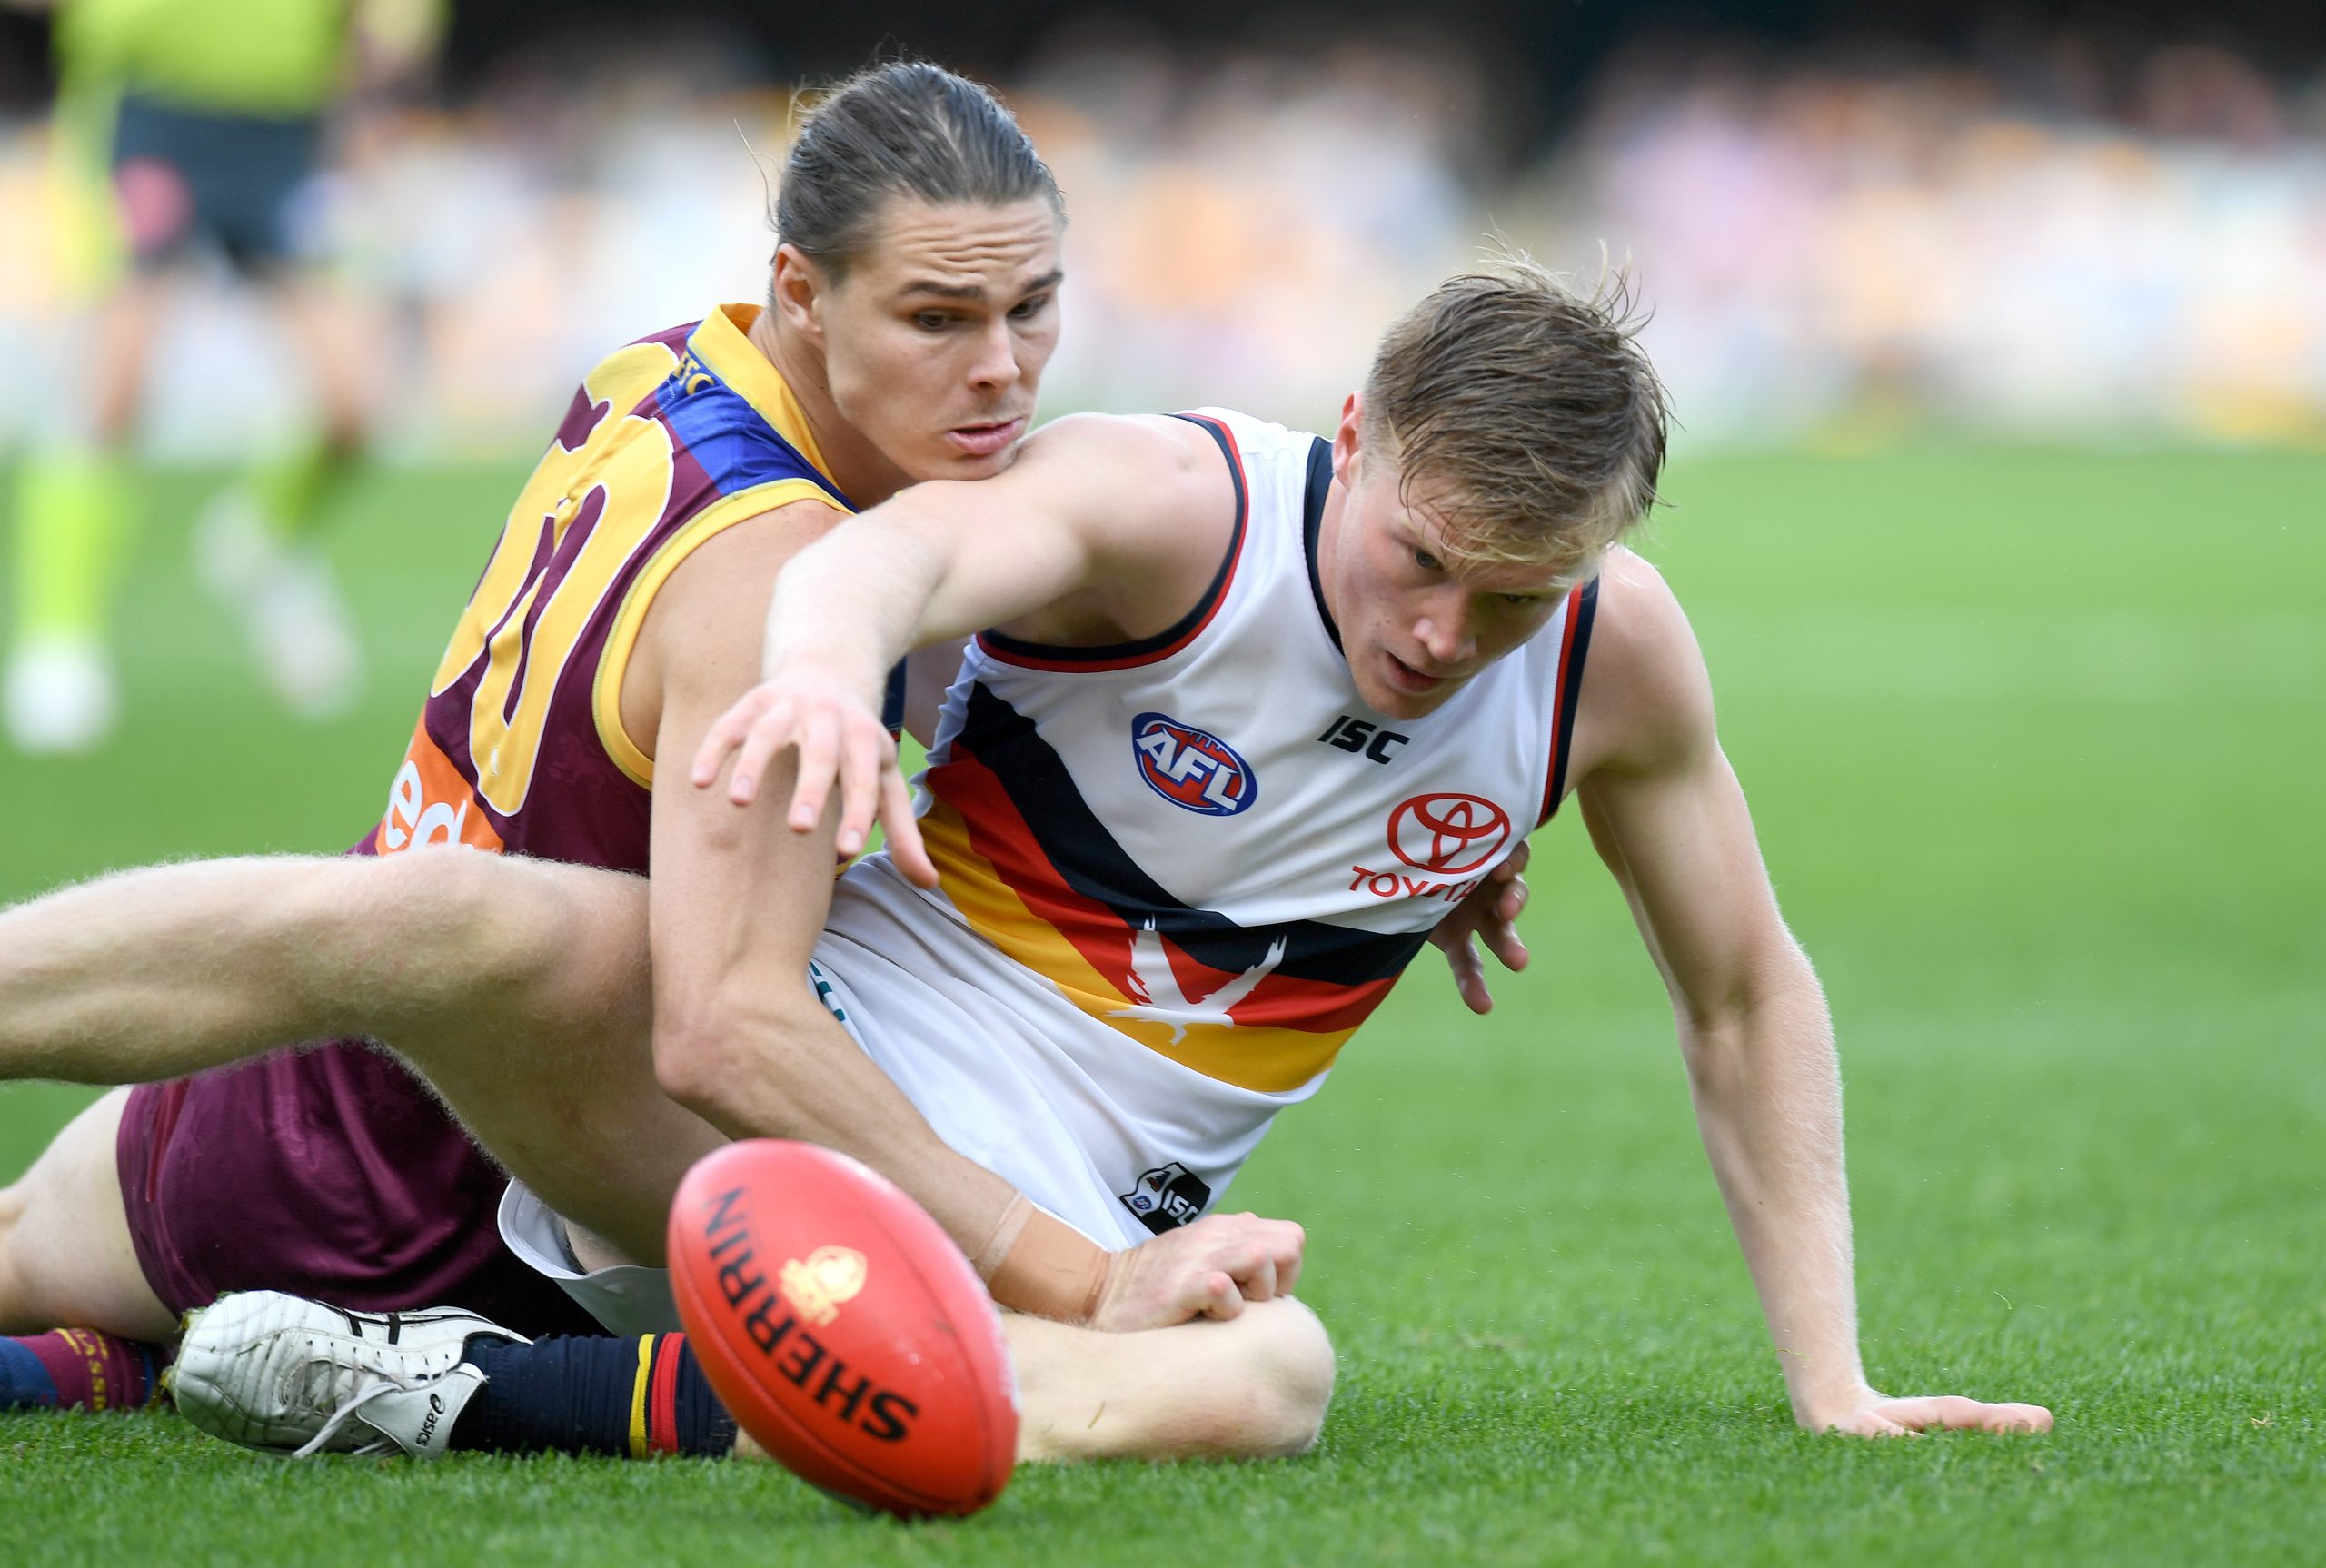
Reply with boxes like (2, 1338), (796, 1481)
(1130, 712), (1257, 817)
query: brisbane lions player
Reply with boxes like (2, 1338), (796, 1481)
(0, 247), (2051, 1455)
(0, 60), (1503, 1458)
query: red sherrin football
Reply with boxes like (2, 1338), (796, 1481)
(666, 1140), (1018, 1516)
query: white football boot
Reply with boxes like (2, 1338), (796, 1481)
(3, 635), (117, 755)
(168, 1291), (526, 1459)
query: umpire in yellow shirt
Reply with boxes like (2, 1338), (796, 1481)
(5, 0), (441, 752)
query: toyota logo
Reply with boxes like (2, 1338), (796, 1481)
(1387, 792), (1513, 874)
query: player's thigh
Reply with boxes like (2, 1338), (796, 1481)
(353, 850), (651, 1040)
(1004, 1295), (1337, 1463)
(0, 1088), (173, 1340)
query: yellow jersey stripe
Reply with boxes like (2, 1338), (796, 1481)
(689, 304), (842, 486)
(923, 800), (1354, 1092)
(592, 478), (850, 788)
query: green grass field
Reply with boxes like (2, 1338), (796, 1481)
(2, 449), (2321, 1565)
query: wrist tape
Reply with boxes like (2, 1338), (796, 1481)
(973, 1193), (1108, 1325)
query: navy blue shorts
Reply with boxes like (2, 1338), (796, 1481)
(111, 93), (324, 274)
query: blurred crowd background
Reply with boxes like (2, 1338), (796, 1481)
(2, 1), (2322, 455)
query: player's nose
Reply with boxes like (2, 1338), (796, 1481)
(966, 317), (1021, 392)
(1416, 600), (1476, 667)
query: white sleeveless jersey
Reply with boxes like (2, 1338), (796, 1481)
(813, 409), (1598, 1248)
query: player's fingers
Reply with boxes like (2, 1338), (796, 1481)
(728, 696), (799, 806)
(1457, 953), (1494, 1015)
(1897, 1396), (2053, 1434)
(788, 710), (842, 831)
(1442, 933), (1491, 1014)
(691, 693), (760, 788)
(1272, 1222), (1304, 1295)
(885, 793), (940, 888)
(1481, 918), (1529, 974)
(1211, 1236), (1276, 1302)
(1199, 1271), (1243, 1321)
(1496, 876), (1528, 923)
(834, 727), (882, 858)
(1963, 1403), (2052, 1434)
(1493, 840), (1530, 880)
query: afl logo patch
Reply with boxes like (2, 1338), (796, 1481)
(1387, 792), (1512, 874)
(1131, 712), (1257, 817)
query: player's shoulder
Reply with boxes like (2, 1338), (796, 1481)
(1019, 410), (1226, 471)
(624, 491), (850, 730)
(1589, 548), (1692, 662)
(989, 413), (1246, 601)
(1012, 412), (1239, 522)
(622, 319), (701, 358)
(1569, 547), (1717, 779)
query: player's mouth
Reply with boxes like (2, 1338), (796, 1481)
(945, 417), (1026, 457)
(1384, 651), (1455, 697)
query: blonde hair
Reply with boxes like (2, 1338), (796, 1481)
(1360, 259), (1669, 580)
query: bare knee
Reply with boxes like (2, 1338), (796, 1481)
(1197, 1296), (1336, 1459)
(0, 1179), (31, 1328)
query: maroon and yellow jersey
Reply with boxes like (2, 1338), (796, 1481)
(366, 305), (852, 871)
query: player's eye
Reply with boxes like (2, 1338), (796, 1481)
(1009, 293), (1051, 320)
(1413, 548), (1442, 571)
(912, 312), (954, 332)
(1500, 593), (1537, 607)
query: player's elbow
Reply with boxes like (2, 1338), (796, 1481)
(650, 978), (815, 1131)
(651, 1008), (741, 1125)
(1675, 932), (1822, 1049)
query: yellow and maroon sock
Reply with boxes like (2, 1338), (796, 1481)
(0, 1329), (169, 1413)
(448, 1333), (736, 1458)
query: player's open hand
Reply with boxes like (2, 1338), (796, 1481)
(1426, 839), (1530, 1015)
(690, 672), (936, 884)
(1090, 1212), (1306, 1332)
(1806, 1386), (2053, 1437)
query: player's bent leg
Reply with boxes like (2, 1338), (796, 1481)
(173, 1294), (731, 1461)
(0, 1088), (171, 1341)
(174, 1289), (1333, 1467)
(1004, 1296), (1336, 1462)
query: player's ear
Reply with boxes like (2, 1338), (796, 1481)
(1332, 392), (1366, 485)
(770, 243), (828, 342)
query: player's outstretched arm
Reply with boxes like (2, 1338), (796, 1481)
(641, 508), (1295, 1330)
(1568, 551), (2052, 1436)
(691, 414), (1237, 882)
